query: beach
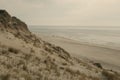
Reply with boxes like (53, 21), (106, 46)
(28, 26), (120, 72)
(36, 33), (120, 72)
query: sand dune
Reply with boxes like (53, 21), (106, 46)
(0, 10), (120, 80)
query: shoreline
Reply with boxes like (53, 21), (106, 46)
(35, 32), (120, 51)
(36, 33), (120, 72)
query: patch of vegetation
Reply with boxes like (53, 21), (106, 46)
(0, 28), (4, 32)
(44, 47), (53, 54)
(65, 67), (79, 75)
(8, 47), (18, 54)
(14, 31), (20, 38)
(0, 74), (10, 80)
(1, 49), (8, 55)
(102, 70), (120, 80)
(93, 63), (103, 69)
(62, 62), (68, 66)
(30, 48), (35, 53)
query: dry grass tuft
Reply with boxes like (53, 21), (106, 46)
(0, 74), (10, 80)
(1, 50), (8, 55)
(102, 70), (120, 80)
(30, 48), (35, 53)
(8, 47), (18, 54)
(93, 63), (103, 69)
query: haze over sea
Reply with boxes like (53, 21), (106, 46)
(29, 26), (120, 50)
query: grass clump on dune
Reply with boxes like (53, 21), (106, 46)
(8, 47), (19, 54)
(102, 70), (120, 80)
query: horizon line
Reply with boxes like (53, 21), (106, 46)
(28, 25), (120, 27)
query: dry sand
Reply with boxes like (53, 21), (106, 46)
(36, 34), (120, 72)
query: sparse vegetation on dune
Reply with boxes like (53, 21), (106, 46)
(0, 10), (120, 80)
(102, 69), (120, 80)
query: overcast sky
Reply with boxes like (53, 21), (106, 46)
(0, 0), (120, 26)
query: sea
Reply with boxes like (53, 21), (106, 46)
(29, 26), (120, 50)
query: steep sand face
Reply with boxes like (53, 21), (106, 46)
(0, 10), (120, 80)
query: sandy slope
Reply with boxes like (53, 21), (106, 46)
(0, 31), (120, 80)
(36, 34), (120, 72)
(0, 31), (105, 80)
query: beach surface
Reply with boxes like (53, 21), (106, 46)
(36, 33), (120, 72)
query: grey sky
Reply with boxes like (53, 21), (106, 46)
(0, 0), (120, 26)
